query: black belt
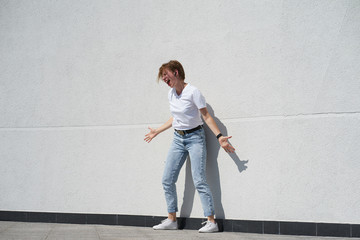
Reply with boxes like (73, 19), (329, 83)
(175, 125), (202, 136)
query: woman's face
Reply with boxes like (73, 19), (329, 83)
(162, 68), (179, 88)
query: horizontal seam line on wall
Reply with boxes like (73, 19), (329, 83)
(0, 124), (150, 131)
(0, 111), (359, 131)
(221, 111), (360, 123)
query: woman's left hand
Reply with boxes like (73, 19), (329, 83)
(219, 136), (235, 153)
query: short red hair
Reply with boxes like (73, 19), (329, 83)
(157, 60), (185, 82)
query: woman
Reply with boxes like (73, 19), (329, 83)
(144, 60), (235, 233)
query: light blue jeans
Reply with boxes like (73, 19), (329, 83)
(162, 127), (215, 217)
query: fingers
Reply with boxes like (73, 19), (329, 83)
(220, 136), (235, 153)
(144, 136), (152, 143)
(144, 131), (153, 143)
(144, 127), (154, 143)
(223, 145), (235, 153)
(219, 136), (232, 142)
(227, 145), (235, 153)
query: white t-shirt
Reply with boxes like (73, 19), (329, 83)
(168, 83), (206, 130)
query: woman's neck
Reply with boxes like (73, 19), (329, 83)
(175, 82), (187, 95)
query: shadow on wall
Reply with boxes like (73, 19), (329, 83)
(179, 104), (248, 230)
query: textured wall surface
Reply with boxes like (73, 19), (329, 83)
(1, 0), (359, 224)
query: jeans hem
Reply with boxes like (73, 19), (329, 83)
(204, 210), (215, 217)
(167, 209), (178, 213)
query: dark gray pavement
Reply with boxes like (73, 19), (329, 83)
(1, 221), (359, 240)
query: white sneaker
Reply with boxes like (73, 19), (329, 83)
(198, 220), (219, 233)
(153, 218), (177, 230)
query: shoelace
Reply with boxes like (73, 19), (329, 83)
(201, 220), (212, 225)
(161, 219), (170, 223)
(161, 218), (175, 224)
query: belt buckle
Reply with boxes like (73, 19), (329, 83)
(178, 130), (185, 136)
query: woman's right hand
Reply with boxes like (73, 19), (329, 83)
(144, 127), (158, 143)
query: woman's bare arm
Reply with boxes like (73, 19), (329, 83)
(144, 117), (173, 143)
(200, 108), (235, 153)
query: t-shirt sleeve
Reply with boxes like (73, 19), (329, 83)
(192, 88), (207, 109)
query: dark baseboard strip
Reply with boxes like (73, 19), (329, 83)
(0, 211), (359, 238)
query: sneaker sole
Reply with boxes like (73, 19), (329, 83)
(153, 227), (177, 230)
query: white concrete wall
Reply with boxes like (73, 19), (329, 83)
(1, 0), (359, 224)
